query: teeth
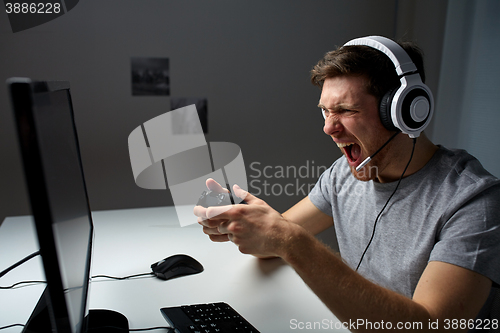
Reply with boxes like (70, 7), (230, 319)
(336, 142), (354, 148)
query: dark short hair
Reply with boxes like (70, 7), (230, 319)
(310, 39), (426, 103)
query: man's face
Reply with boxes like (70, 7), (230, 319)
(318, 75), (396, 181)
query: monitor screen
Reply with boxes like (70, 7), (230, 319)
(9, 78), (93, 333)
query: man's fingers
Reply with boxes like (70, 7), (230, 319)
(206, 178), (229, 194)
(233, 184), (258, 203)
(194, 203), (231, 220)
(193, 205), (208, 219)
(202, 225), (223, 235)
(205, 205), (234, 219)
(217, 219), (231, 234)
(198, 216), (229, 228)
(208, 234), (230, 242)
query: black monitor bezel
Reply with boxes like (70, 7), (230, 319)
(8, 78), (93, 333)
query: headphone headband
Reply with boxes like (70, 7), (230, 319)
(344, 36), (417, 76)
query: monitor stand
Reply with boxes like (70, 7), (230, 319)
(23, 287), (129, 333)
(22, 288), (53, 333)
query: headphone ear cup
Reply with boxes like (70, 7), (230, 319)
(379, 88), (399, 131)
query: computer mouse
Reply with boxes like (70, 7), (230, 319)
(151, 254), (204, 280)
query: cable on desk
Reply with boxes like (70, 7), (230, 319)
(129, 327), (175, 332)
(0, 324), (174, 332)
(0, 280), (46, 289)
(0, 273), (154, 289)
(0, 323), (25, 330)
(92, 272), (154, 280)
(0, 251), (154, 282)
(87, 325), (174, 332)
(0, 250), (40, 278)
(1, 256), (167, 331)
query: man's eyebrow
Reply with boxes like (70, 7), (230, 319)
(317, 103), (360, 111)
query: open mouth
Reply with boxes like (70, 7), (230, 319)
(337, 142), (362, 165)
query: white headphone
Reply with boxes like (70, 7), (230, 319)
(344, 36), (434, 138)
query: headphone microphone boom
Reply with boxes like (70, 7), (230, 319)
(355, 132), (399, 173)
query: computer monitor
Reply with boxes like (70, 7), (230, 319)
(8, 78), (127, 333)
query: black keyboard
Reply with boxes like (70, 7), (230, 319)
(160, 302), (260, 333)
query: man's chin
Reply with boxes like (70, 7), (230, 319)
(350, 164), (379, 181)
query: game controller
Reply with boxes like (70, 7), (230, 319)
(196, 190), (246, 208)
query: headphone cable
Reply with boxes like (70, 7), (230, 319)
(355, 137), (417, 271)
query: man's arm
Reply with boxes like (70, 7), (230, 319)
(282, 226), (492, 332)
(199, 185), (492, 332)
(282, 196), (333, 235)
(258, 196), (333, 259)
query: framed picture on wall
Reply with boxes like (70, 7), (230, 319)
(131, 57), (170, 96)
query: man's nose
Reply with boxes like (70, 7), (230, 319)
(323, 115), (343, 136)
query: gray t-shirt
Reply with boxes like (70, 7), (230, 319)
(309, 146), (500, 312)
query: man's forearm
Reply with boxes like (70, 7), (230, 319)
(279, 226), (432, 332)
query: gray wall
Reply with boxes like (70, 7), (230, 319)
(0, 0), (448, 224)
(433, 0), (500, 178)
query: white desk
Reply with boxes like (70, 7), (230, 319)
(0, 206), (346, 332)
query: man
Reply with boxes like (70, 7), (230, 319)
(194, 36), (500, 330)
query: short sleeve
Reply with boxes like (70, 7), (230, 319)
(308, 163), (336, 217)
(429, 184), (500, 286)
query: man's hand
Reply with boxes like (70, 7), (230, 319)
(194, 179), (300, 258)
(194, 178), (232, 242)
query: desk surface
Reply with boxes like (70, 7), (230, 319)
(0, 206), (345, 333)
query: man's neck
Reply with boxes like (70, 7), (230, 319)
(376, 133), (438, 183)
